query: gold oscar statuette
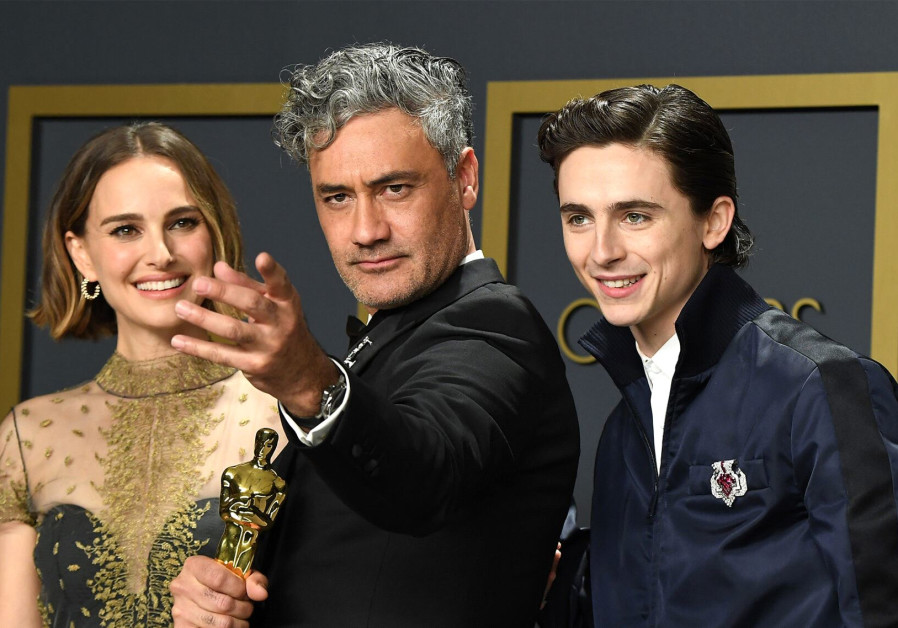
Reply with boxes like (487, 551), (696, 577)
(215, 427), (287, 578)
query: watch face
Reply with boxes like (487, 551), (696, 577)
(320, 374), (347, 418)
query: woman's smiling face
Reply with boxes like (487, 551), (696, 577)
(65, 155), (215, 354)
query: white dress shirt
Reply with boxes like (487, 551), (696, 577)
(635, 333), (680, 474)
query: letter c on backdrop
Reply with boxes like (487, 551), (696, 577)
(557, 298), (600, 365)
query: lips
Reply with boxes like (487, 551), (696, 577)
(352, 255), (404, 271)
(135, 277), (186, 291)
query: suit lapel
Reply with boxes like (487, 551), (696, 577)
(341, 258), (505, 373)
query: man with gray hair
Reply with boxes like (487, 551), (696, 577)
(169, 43), (579, 627)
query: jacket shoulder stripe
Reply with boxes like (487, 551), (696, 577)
(755, 309), (898, 624)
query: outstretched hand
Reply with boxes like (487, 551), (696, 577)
(171, 252), (339, 415)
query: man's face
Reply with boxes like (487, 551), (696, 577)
(557, 143), (730, 354)
(309, 108), (478, 312)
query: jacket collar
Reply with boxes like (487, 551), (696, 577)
(342, 258), (506, 372)
(579, 264), (771, 390)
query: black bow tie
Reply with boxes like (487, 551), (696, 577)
(346, 315), (368, 347)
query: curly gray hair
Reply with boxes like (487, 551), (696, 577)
(273, 43), (473, 177)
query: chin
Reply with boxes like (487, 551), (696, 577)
(598, 309), (638, 329)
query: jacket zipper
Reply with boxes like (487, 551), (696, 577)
(623, 396), (660, 519)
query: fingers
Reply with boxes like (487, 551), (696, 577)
(172, 249), (321, 402)
(244, 570), (270, 602)
(194, 276), (279, 324)
(175, 301), (253, 342)
(254, 252), (295, 301)
(541, 542), (562, 610)
(212, 261), (266, 293)
(170, 556), (254, 628)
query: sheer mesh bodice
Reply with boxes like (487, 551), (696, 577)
(0, 352), (282, 627)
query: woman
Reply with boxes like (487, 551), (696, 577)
(0, 122), (284, 627)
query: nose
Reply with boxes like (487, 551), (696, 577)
(592, 221), (625, 267)
(147, 230), (175, 267)
(351, 195), (390, 246)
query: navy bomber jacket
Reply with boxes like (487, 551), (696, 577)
(580, 264), (898, 628)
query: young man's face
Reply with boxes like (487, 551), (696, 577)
(308, 108), (478, 313)
(557, 143), (731, 355)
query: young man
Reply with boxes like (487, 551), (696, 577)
(538, 84), (898, 627)
(168, 43), (579, 627)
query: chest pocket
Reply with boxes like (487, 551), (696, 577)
(686, 458), (769, 498)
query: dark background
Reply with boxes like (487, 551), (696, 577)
(1, 0), (894, 522)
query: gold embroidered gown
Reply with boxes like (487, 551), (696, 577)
(0, 352), (282, 627)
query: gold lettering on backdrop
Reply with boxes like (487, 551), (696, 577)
(764, 298), (785, 311)
(557, 298), (600, 365)
(764, 297), (823, 320)
(790, 297), (823, 320)
(558, 297), (824, 365)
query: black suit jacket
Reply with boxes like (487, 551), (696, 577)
(253, 259), (580, 627)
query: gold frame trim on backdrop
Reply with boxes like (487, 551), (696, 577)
(482, 73), (898, 376)
(0, 84), (284, 413)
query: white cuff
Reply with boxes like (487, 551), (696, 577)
(279, 358), (350, 447)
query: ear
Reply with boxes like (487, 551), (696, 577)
(702, 196), (735, 251)
(455, 147), (479, 211)
(65, 231), (96, 280)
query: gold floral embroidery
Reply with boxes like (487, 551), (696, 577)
(41, 420), (53, 427)
(76, 502), (213, 626)
(93, 358), (227, 595)
(238, 393), (248, 403)
(25, 352), (251, 627)
(49, 352), (233, 618)
(95, 352), (233, 398)
(0, 478), (33, 525)
(37, 597), (50, 626)
(239, 418), (250, 426)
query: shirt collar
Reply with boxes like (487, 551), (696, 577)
(635, 333), (680, 380)
(462, 249), (485, 264)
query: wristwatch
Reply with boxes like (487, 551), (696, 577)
(291, 372), (347, 429)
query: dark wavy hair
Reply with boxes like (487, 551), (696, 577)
(537, 84), (753, 268)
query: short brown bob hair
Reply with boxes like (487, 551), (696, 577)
(30, 122), (245, 339)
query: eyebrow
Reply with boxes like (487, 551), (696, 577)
(560, 202), (590, 214)
(609, 199), (664, 212)
(559, 198), (665, 214)
(98, 205), (201, 226)
(315, 170), (422, 195)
